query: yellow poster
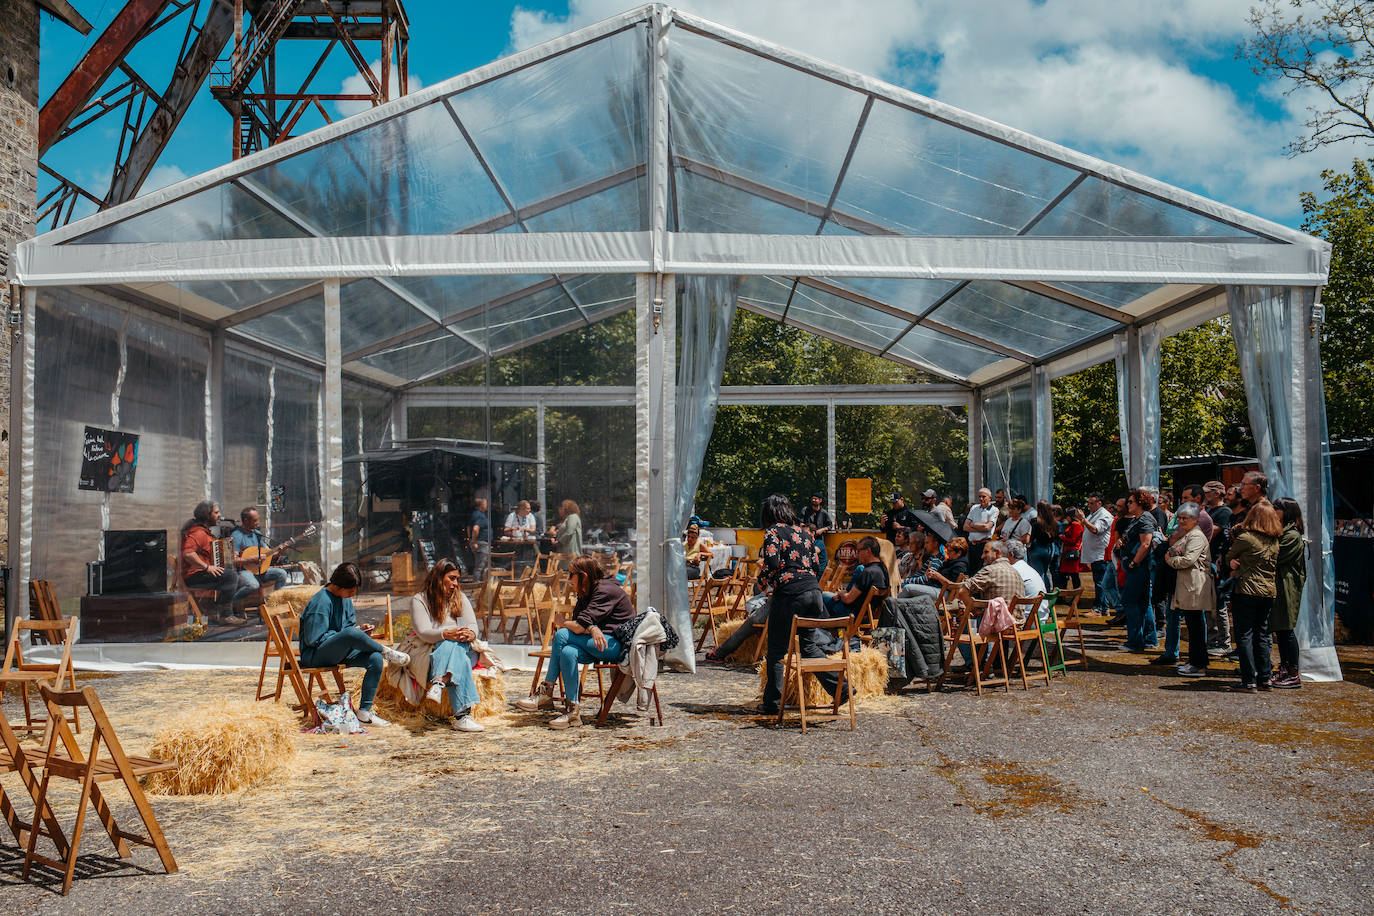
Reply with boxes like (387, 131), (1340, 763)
(845, 478), (872, 515)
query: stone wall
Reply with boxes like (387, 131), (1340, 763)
(0, 0), (40, 567)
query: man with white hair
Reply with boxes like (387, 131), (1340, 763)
(1005, 539), (1047, 601)
(963, 487), (999, 573)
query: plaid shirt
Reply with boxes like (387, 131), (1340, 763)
(963, 558), (1024, 603)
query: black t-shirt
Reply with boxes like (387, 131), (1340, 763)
(843, 562), (890, 612)
(1117, 512), (1159, 565)
(801, 506), (834, 531)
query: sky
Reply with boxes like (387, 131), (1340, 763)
(36, 0), (1373, 231)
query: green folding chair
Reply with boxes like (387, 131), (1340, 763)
(1039, 589), (1069, 677)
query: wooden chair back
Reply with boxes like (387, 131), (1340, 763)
(27, 580), (65, 644)
(1006, 593), (1050, 689)
(0, 703), (69, 858)
(24, 685), (177, 894)
(263, 606), (345, 719)
(486, 570), (537, 644)
(937, 596), (1012, 696)
(1, 618), (80, 733)
(489, 551), (517, 579)
(778, 615), (855, 733)
(854, 586), (892, 637)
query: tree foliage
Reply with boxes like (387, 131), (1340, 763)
(1300, 158), (1374, 438)
(1241, 0), (1374, 153)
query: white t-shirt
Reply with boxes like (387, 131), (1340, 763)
(504, 511), (537, 541)
(1012, 560), (1048, 620)
(1081, 506), (1114, 564)
(965, 504), (999, 542)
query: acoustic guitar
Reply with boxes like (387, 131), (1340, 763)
(240, 523), (318, 576)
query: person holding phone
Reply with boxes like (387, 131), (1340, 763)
(386, 558), (485, 732)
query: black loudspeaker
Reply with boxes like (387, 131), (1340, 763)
(102, 529), (167, 594)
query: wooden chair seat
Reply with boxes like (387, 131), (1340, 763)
(579, 661), (664, 727)
(41, 753), (177, 781)
(937, 597), (1013, 695)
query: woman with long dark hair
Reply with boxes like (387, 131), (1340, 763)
(385, 558), (485, 732)
(1270, 498), (1308, 689)
(1028, 499), (1057, 583)
(1224, 502), (1282, 691)
(757, 493), (845, 715)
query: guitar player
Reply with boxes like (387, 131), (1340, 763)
(180, 500), (250, 624)
(232, 507), (290, 593)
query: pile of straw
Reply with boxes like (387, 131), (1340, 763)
(263, 586), (319, 617)
(710, 619), (762, 663)
(755, 645), (889, 706)
(143, 700), (298, 795)
(375, 669), (508, 726)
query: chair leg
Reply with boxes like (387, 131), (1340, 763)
(651, 685), (663, 726)
(969, 641), (984, 696)
(62, 773), (97, 895)
(1012, 637), (1031, 690)
(529, 657), (546, 696)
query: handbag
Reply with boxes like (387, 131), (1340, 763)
(870, 627), (906, 679)
(1062, 547), (1081, 567)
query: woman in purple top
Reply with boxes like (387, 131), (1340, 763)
(757, 493), (846, 716)
(516, 555), (635, 729)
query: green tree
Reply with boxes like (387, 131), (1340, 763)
(1300, 159), (1374, 439)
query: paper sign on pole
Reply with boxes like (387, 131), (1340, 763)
(845, 478), (871, 515)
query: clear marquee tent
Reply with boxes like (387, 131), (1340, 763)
(10, 4), (1338, 677)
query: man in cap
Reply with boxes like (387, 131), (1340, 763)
(923, 488), (956, 528)
(882, 492), (919, 542)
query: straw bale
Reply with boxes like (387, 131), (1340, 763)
(712, 618), (762, 663)
(143, 699), (298, 796)
(375, 669), (507, 726)
(263, 585), (320, 617)
(755, 646), (888, 706)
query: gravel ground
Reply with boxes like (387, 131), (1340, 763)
(2, 629), (1371, 915)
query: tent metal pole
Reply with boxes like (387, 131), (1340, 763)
(322, 279), (345, 573)
(208, 331), (226, 505)
(826, 401), (836, 522)
(1031, 365), (1053, 502)
(536, 400), (547, 532)
(967, 388), (983, 501)
(649, 5), (670, 274)
(1124, 325), (1146, 488)
(6, 288), (35, 642)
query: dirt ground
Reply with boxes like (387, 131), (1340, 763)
(1, 628), (1371, 914)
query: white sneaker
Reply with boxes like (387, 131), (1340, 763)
(450, 714), (485, 733)
(356, 708), (390, 727)
(424, 681), (445, 704)
(381, 646), (411, 666)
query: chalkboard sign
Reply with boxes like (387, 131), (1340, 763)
(79, 426), (139, 493)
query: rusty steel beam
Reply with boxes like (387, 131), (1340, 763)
(39, 0), (170, 153)
(36, 0), (93, 34)
(107, 0), (238, 204)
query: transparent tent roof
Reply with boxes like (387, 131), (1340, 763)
(14, 3), (1328, 391)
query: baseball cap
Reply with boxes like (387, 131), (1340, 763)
(922, 488), (936, 498)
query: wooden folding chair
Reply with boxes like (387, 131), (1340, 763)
(1, 619), (80, 734)
(1037, 589), (1070, 678)
(689, 573), (731, 652)
(23, 685), (177, 896)
(937, 597), (1012, 695)
(0, 704), (69, 859)
(776, 615), (855, 733)
(170, 557), (208, 626)
(488, 552), (516, 579)
(583, 661), (664, 727)
(1004, 594), (1050, 690)
(486, 570), (537, 644)
(854, 586), (892, 642)
(27, 580), (66, 644)
(1052, 586), (1090, 669)
(263, 606), (346, 721)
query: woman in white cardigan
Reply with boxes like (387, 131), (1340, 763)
(386, 558), (485, 733)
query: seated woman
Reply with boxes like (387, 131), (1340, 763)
(899, 529), (949, 599)
(384, 558), (485, 733)
(516, 555), (635, 729)
(684, 522), (711, 580)
(299, 562), (410, 727)
(923, 537), (970, 592)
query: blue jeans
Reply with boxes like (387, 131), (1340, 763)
(302, 627), (386, 709)
(1162, 604), (1184, 658)
(1091, 560), (1118, 612)
(1027, 547), (1053, 584)
(428, 639), (480, 715)
(543, 628), (623, 704)
(1121, 562), (1157, 650)
(240, 567), (288, 591)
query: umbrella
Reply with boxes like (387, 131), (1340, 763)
(911, 509), (954, 543)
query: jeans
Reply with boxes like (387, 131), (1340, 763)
(713, 595), (770, 657)
(763, 588), (842, 711)
(1056, 570), (1082, 590)
(428, 639), (480, 715)
(1183, 610), (1209, 668)
(823, 594), (857, 619)
(1161, 604), (1184, 659)
(240, 567), (288, 592)
(1275, 628), (1299, 674)
(302, 627), (387, 709)
(185, 566), (244, 607)
(542, 628), (622, 704)
(899, 583), (941, 600)
(1027, 546), (1053, 584)
(1121, 562), (1157, 650)
(1091, 560), (1118, 612)
(1232, 593), (1274, 686)
(1207, 602), (1232, 650)
(471, 541), (490, 583)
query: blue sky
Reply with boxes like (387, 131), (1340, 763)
(38, 0), (1370, 230)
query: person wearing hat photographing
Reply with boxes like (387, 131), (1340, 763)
(882, 492), (919, 543)
(923, 489), (955, 529)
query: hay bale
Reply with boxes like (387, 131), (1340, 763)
(375, 669), (507, 725)
(262, 585), (319, 617)
(756, 645), (888, 706)
(143, 700), (298, 796)
(712, 618), (762, 663)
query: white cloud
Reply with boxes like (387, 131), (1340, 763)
(507, 0), (1369, 226)
(141, 163), (190, 193)
(335, 60), (424, 119)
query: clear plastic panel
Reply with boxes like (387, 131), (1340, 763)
(673, 168), (825, 234)
(243, 101), (509, 236)
(786, 282), (912, 352)
(1046, 281), (1161, 309)
(1028, 176), (1261, 238)
(447, 26), (648, 216)
(175, 278), (317, 313)
(669, 29), (864, 213)
(886, 323), (1007, 379)
(393, 273), (553, 322)
(736, 275), (791, 316)
(833, 99), (1079, 236)
(73, 181), (308, 244)
(980, 382), (1034, 497)
(31, 289), (209, 639)
(235, 302), (328, 362)
(238, 280), (435, 359)
(521, 178), (648, 233)
(828, 275), (961, 316)
(359, 327), (484, 382)
(928, 281), (1119, 358)
(222, 350), (272, 526)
